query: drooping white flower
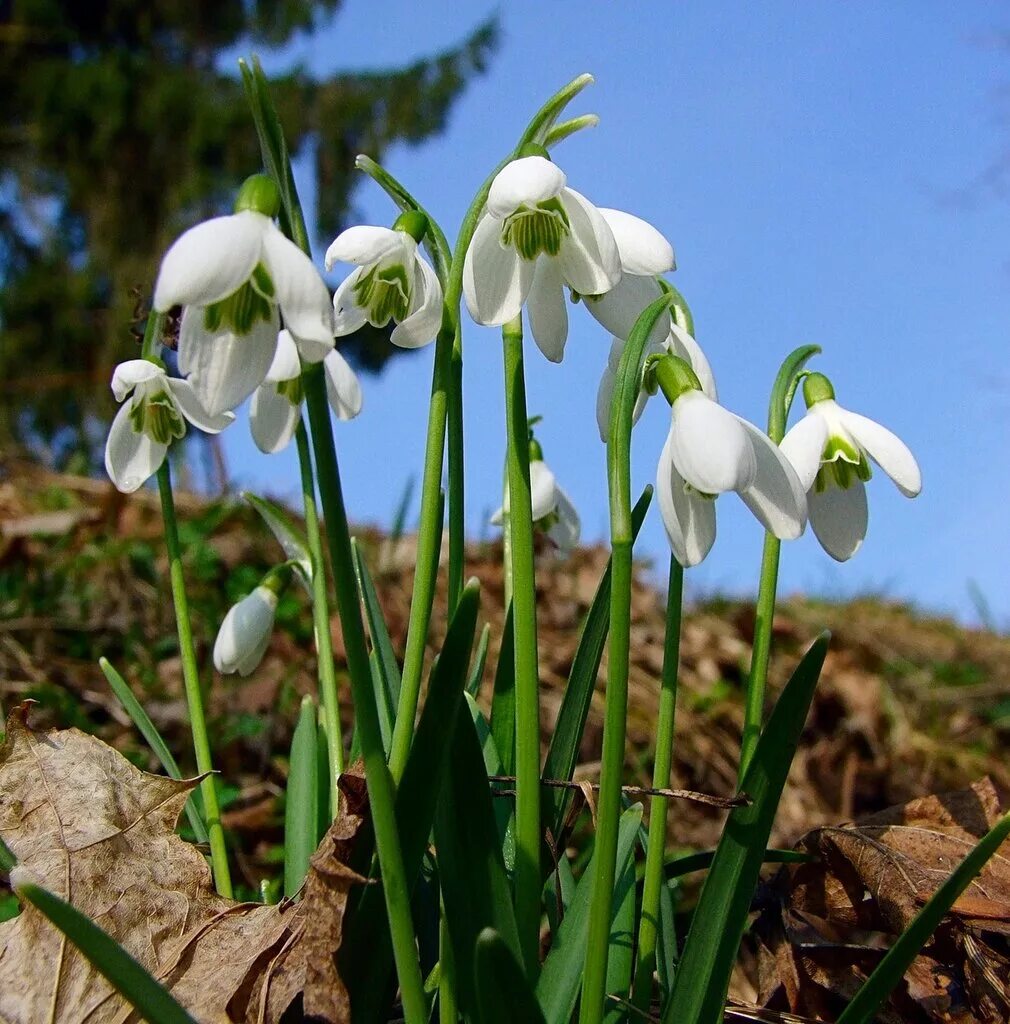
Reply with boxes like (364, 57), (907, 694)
(463, 154), (622, 362)
(492, 458), (581, 554)
(780, 373), (921, 561)
(325, 218), (444, 350)
(249, 330), (363, 454)
(213, 584), (278, 676)
(104, 360), (233, 493)
(656, 370), (807, 568)
(153, 175), (334, 417)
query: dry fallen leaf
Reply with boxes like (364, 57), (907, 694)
(0, 702), (366, 1024)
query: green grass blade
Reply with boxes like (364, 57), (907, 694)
(99, 658), (208, 844)
(0, 835), (15, 872)
(536, 804), (643, 1024)
(475, 927), (549, 1024)
(344, 581), (481, 1021)
(284, 695), (319, 898)
(243, 492), (312, 585)
(663, 847), (811, 879)
(467, 622), (492, 699)
(837, 808), (1010, 1024)
(17, 883), (197, 1024)
(603, 828), (638, 1024)
(542, 486), (652, 847)
(436, 705), (521, 1017)
(663, 633), (829, 1024)
(490, 601), (516, 777)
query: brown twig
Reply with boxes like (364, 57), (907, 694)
(487, 774), (749, 810)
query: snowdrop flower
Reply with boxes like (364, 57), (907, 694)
(463, 152), (621, 362)
(104, 360), (233, 493)
(655, 357), (807, 567)
(250, 330), (363, 454)
(492, 447), (581, 554)
(780, 373), (921, 561)
(213, 579), (285, 676)
(153, 175), (334, 417)
(325, 212), (443, 349)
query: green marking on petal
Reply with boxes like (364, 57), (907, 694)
(684, 482), (718, 501)
(276, 376), (304, 406)
(536, 509), (561, 532)
(129, 390), (186, 445)
(814, 434), (872, 492)
(501, 196), (570, 260)
(353, 261), (411, 326)
(203, 264), (275, 335)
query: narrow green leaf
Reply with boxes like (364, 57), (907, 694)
(837, 808), (1010, 1024)
(603, 829), (638, 1024)
(284, 695), (319, 898)
(344, 581), (481, 1021)
(466, 693), (516, 872)
(466, 623), (492, 699)
(536, 805), (643, 1024)
(0, 835), (15, 872)
(99, 658), (208, 844)
(243, 492), (312, 586)
(542, 486), (653, 847)
(519, 72), (595, 148)
(544, 845), (576, 938)
(354, 538), (403, 704)
(490, 601), (516, 777)
(656, 879), (678, 999)
(663, 633), (829, 1024)
(436, 707), (521, 1017)
(17, 883), (197, 1024)
(475, 927), (549, 1024)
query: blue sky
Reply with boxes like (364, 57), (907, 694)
(224, 2), (1010, 624)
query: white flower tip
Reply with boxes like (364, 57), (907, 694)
(8, 865), (36, 891)
(353, 154), (370, 170)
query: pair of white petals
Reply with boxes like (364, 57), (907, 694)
(213, 585), (278, 676)
(465, 156), (674, 362)
(105, 361), (233, 493)
(491, 459), (581, 554)
(326, 226), (444, 349)
(658, 391), (807, 568)
(250, 330), (363, 454)
(154, 209), (335, 416)
(781, 399), (921, 561)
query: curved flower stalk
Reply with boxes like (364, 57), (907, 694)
(655, 357), (807, 567)
(104, 360), (233, 493)
(492, 449), (581, 554)
(153, 175), (334, 416)
(463, 153), (621, 362)
(781, 372), (921, 561)
(250, 329), (362, 454)
(326, 215), (444, 349)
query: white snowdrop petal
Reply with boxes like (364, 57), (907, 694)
(487, 156), (566, 217)
(324, 348), (363, 420)
(391, 256), (443, 349)
(670, 392), (756, 495)
(332, 268), (370, 337)
(809, 480), (868, 562)
(557, 188), (621, 296)
(264, 330), (302, 383)
(169, 379), (235, 434)
(598, 208), (675, 275)
(213, 587), (277, 676)
(841, 409), (922, 498)
(154, 211), (265, 310)
(111, 360), (164, 402)
(667, 323), (718, 402)
(324, 225), (405, 270)
(181, 305), (279, 416)
(262, 224), (334, 345)
(250, 383), (301, 454)
(657, 428), (717, 567)
(584, 273), (665, 343)
(529, 460), (559, 522)
(780, 412), (830, 493)
(526, 258), (569, 362)
(104, 401), (168, 493)
(548, 487), (581, 554)
(463, 212), (534, 326)
(734, 416), (808, 541)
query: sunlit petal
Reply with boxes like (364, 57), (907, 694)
(104, 401), (168, 493)
(487, 156), (566, 217)
(809, 480), (868, 561)
(463, 212), (533, 326)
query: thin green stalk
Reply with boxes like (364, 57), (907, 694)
(580, 294), (674, 1024)
(439, 908), (458, 1024)
(502, 315), (541, 977)
(447, 330), (465, 613)
(156, 462), (232, 898)
(302, 363), (426, 1024)
(739, 343), (821, 782)
(294, 420), (344, 814)
(631, 559), (684, 1011)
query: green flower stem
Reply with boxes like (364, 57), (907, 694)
(631, 558), (684, 1011)
(580, 294), (673, 1024)
(502, 314), (542, 977)
(739, 344), (820, 782)
(294, 420), (344, 815)
(301, 363), (426, 1024)
(447, 332), (465, 613)
(439, 906), (458, 1024)
(156, 462), (232, 899)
